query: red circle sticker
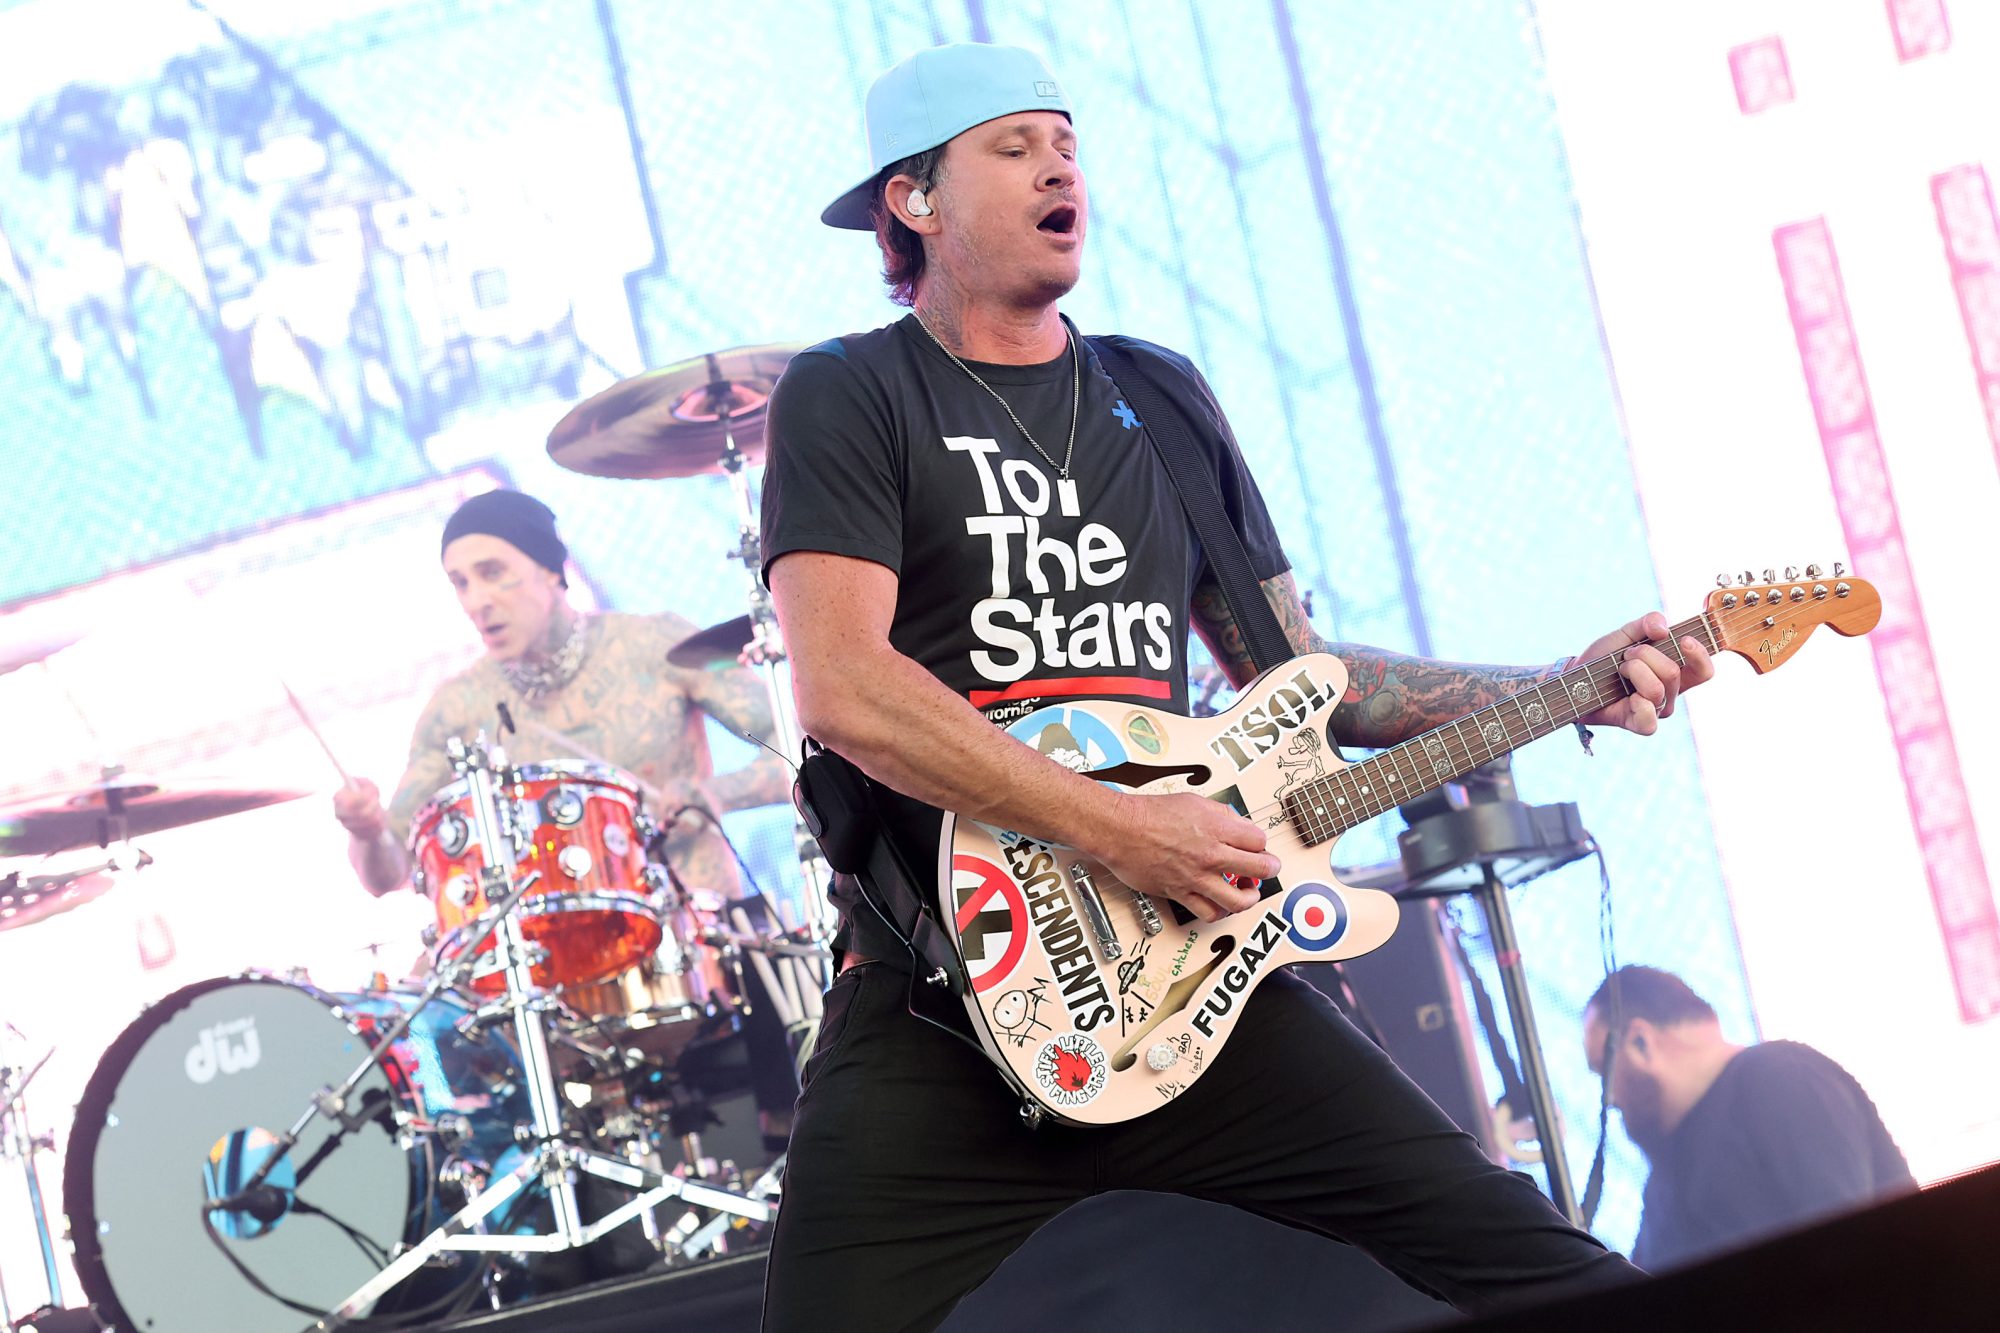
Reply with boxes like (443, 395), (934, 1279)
(953, 853), (1030, 992)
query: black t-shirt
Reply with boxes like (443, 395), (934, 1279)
(1633, 1040), (1915, 1271)
(761, 314), (1287, 715)
(761, 314), (1288, 953)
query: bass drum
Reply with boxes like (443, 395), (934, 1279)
(63, 974), (530, 1333)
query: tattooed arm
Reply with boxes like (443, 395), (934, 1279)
(652, 614), (790, 812)
(1192, 569), (1709, 748)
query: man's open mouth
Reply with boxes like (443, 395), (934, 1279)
(1038, 205), (1079, 235)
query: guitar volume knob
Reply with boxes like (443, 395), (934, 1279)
(1146, 1042), (1180, 1071)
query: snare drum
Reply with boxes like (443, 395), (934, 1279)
(63, 974), (529, 1333)
(411, 760), (664, 993)
(560, 885), (746, 1062)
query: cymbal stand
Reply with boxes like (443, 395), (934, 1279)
(706, 366), (833, 978)
(0, 1025), (64, 1319)
(312, 738), (770, 1330)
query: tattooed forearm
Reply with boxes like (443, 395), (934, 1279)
(1327, 650), (1560, 748)
(709, 752), (791, 812)
(693, 665), (776, 741)
(1193, 570), (1563, 747)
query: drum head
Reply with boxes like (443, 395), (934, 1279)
(64, 976), (419, 1332)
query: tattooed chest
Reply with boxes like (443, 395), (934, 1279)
(519, 676), (692, 777)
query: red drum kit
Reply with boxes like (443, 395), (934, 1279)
(413, 760), (668, 996)
(0, 342), (838, 1329)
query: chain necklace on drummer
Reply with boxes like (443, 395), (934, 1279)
(501, 612), (590, 699)
(914, 312), (1080, 480)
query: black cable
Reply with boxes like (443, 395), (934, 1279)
(199, 1192), (363, 1319)
(1580, 842), (1619, 1228)
(662, 802), (770, 901)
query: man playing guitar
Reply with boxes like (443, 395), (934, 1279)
(759, 43), (1712, 1331)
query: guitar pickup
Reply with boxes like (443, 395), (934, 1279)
(1066, 863), (1122, 961)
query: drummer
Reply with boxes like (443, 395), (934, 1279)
(332, 488), (788, 898)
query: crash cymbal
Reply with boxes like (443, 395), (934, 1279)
(547, 342), (805, 479)
(0, 620), (83, 676)
(665, 614), (753, 670)
(0, 862), (121, 932)
(0, 778), (308, 857)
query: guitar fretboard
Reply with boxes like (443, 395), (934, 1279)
(1281, 614), (1717, 846)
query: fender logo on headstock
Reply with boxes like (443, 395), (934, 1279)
(1758, 625), (1798, 668)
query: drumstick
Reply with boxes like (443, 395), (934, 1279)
(280, 679), (354, 787)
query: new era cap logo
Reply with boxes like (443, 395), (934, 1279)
(1036, 81), (1058, 96)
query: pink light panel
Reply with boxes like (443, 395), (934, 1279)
(1931, 164), (2000, 472)
(1773, 218), (2000, 1022)
(1886, 0), (1953, 63)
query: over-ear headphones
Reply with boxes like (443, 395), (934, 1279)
(906, 188), (932, 218)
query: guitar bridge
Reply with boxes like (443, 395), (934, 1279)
(1066, 863), (1122, 961)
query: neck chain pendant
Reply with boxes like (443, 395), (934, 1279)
(500, 614), (589, 699)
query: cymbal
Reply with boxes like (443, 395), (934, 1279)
(666, 615), (752, 670)
(0, 778), (309, 857)
(1, 621), (83, 676)
(547, 342), (805, 479)
(0, 863), (119, 932)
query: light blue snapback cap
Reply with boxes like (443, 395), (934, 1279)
(821, 42), (1071, 230)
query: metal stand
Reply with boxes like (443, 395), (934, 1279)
(311, 740), (770, 1329)
(1468, 864), (1579, 1224)
(1395, 759), (1593, 1226)
(0, 1029), (64, 1319)
(705, 367), (833, 976)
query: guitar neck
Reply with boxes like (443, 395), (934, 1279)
(1282, 612), (1718, 847)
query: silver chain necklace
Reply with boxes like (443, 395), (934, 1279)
(500, 612), (590, 700)
(913, 313), (1080, 480)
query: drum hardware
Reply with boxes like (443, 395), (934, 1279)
(546, 344), (836, 973)
(313, 737), (770, 1327)
(199, 831), (554, 1231)
(1, 1024), (65, 1322)
(0, 843), (147, 933)
(63, 974), (536, 1331)
(675, 1153), (785, 1262)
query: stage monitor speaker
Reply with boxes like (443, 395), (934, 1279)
(1297, 899), (1504, 1162)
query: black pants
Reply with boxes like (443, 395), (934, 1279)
(762, 964), (1635, 1333)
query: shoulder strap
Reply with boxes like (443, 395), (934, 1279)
(1087, 336), (1294, 673)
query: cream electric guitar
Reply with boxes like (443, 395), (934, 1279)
(938, 573), (1881, 1125)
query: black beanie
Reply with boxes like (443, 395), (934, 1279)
(440, 490), (569, 581)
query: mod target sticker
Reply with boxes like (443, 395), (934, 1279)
(1282, 882), (1349, 953)
(1033, 1031), (1109, 1107)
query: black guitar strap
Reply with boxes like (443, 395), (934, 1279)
(1087, 336), (1294, 674)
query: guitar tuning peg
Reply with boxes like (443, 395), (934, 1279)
(1763, 568), (1776, 583)
(1784, 565), (1799, 581)
(1805, 563), (1822, 579)
(1716, 573), (1731, 588)
(1739, 570), (1755, 586)
(1833, 561), (1846, 577)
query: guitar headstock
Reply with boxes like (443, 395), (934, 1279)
(1705, 564), (1881, 673)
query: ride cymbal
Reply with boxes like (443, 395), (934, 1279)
(0, 778), (308, 857)
(665, 615), (754, 670)
(547, 343), (805, 479)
